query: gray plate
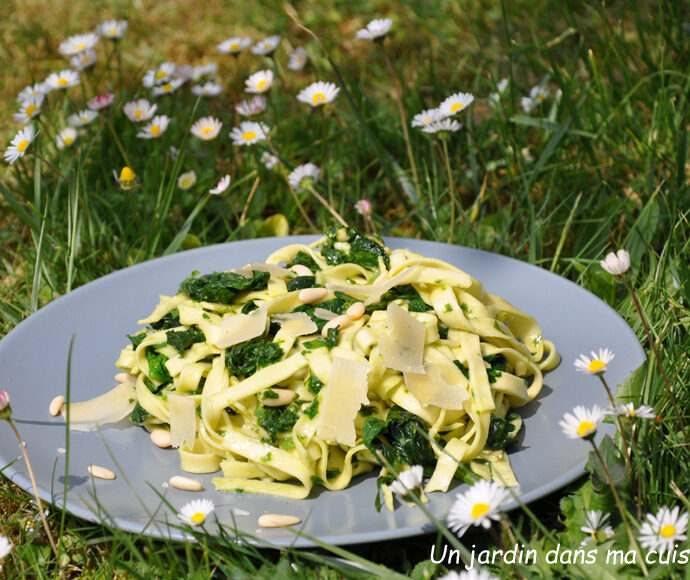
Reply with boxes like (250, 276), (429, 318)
(0, 237), (644, 548)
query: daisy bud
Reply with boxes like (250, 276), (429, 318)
(0, 389), (11, 420)
(355, 199), (373, 217)
(600, 249), (631, 280)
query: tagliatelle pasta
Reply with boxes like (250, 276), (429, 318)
(67, 228), (560, 510)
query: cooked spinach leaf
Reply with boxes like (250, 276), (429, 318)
(319, 227), (390, 270)
(364, 284), (430, 314)
(289, 251), (319, 271)
(149, 310), (180, 330)
(286, 276), (318, 292)
(303, 397), (320, 419)
(485, 354), (507, 384)
(303, 327), (339, 350)
(485, 411), (520, 450)
(255, 403), (300, 443)
(225, 337), (283, 377)
(128, 332), (147, 348)
(453, 360), (469, 379)
(146, 349), (172, 383)
(130, 403), (150, 423)
(166, 327), (205, 356)
(241, 300), (258, 314)
(307, 375), (324, 395)
(179, 269), (269, 304)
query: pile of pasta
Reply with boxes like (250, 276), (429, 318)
(69, 230), (559, 509)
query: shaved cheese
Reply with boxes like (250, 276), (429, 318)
(206, 303), (267, 349)
(169, 394), (197, 448)
(404, 363), (469, 410)
(378, 303), (426, 373)
(61, 382), (136, 431)
(271, 312), (318, 336)
(317, 356), (371, 447)
(323, 266), (420, 305)
(248, 262), (290, 277)
(313, 308), (338, 321)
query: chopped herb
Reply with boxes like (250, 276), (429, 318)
(235, 488), (244, 493)
(287, 276), (318, 292)
(196, 403), (202, 418)
(453, 360), (470, 379)
(303, 397), (319, 419)
(225, 337), (283, 376)
(307, 375), (324, 395)
(326, 468), (341, 479)
(179, 269), (269, 305)
(262, 389), (279, 400)
(195, 376), (206, 394)
(241, 300), (258, 314)
(303, 327), (339, 350)
(166, 326), (205, 356)
(460, 302), (471, 313)
(201, 313), (210, 320)
(255, 404), (299, 442)
(444, 303), (453, 313)
(128, 332), (147, 348)
(130, 403), (150, 423)
(149, 310), (180, 330)
(359, 404), (376, 417)
(261, 452), (272, 462)
(485, 411), (520, 450)
(146, 349), (172, 383)
(484, 354), (508, 384)
(224, 406), (238, 416)
(438, 323), (449, 339)
(289, 251), (319, 271)
(143, 376), (161, 394)
(280, 437), (295, 451)
(311, 475), (325, 486)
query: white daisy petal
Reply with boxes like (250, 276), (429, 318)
(356, 18), (393, 41)
(261, 151), (278, 169)
(137, 115), (170, 139)
(152, 78), (185, 96)
(4, 125), (38, 165)
(209, 174), (231, 195)
(245, 70), (274, 94)
(190, 116), (223, 141)
(177, 498), (215, 526)
(67, 109), (99, 127)
(217, 37), (252, 54)
(235, 95), (266, 117)
(600, 249), (631, 276)
(17, 83), (46, 102)
(296, 81), (340, 108)
(178, 171), (197, 190)
(639, 506), (688, 554)
(288, 47), (308, 71)
(388, 465), (424, 498)
(88, 93), (115, 111)
(59, 32), (99, 56)
(191, 82), (223, 97)
(70, 48), (97, 71)
(288, 163), (320, 192)
(421, 118), (462, 135)
(0, 534), (13, 560)
(98, 20), (128, 39)
(439, 92), (475, 117)
(573, 348), (615, 375)
(123, 98), (158, 122)
(13, 95), (43, 124)
(143, 63), (177, 88)
(56, 127), (78, 150)
(447, 480), (510, 538)
(229, 121), (269, 146)
(559, 405), (606, 439)
(251, 35), (281, 56)
(44, 69), (81, 91)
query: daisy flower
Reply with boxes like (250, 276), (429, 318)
(580, 510), (614, 546)
(288, 163), (321, 192)
(13, 95), (43, 123)
(142, 62), (177, 88)
(574, 348), (615, 375)
(44, 69), (80, 91)
(190, 116), (222, 141)
(609, 402), (656, 420)
(191, 82), (223, 97)
(229, 121), (269, 146)
(123, 98), (157, 122)
(639, 505), (688, 554)
(67, 109), (99, 127)
(559, 405), (606, 439)
(296, 81), (340, 107)
(17, 83), (45, 102)
(356, 18), (393, 41)
(439, 92), (475, 116)
(520, 96), (536, 113)
(216, 36), (252, 54)
(529, 84), (550, 103)
(152, 78), (185, 96)
(601, 249), (631, 276)
(113, 166), (138, 190)
(209, 174), (231, 195)
(174, 64), (194, 82)
(192, 63), (218, 81)
(178, 170), (197, 190)
(58, 32), (99, 56)
(245, 69), (274, 94)
(411, 108), (442, 128)
(4, 125), (38, 165)
(388, 465), (423, 499)
(0, 534), (12, 560)
(56, 127), (78, 150)
(70, 48), (97, 71)
(137, 115), (170, 139)
(422, 118), (462, 135)
(438, 570), (498, 580)
(489, 78), (509, 106)
(355, 199), (373, 217)
(251, 35), (281, 56)
(261, 151), (278, 169)
(288, 47), (308, 71)
(447, 479), (510, 537)
(177, 498), (215, 526)
(98, 19), (128, 39)
(88, 92), (115, 111)
(235, 95), (266, 117)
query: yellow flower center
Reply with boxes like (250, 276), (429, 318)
(201, 126), (214, 136)
(25, 104), (38, 116)
(629, 409), (636, 417)
(312, 92), (326, 104)
(162, 83), (172, 92)
(76, 42), (86, 50)
(17, 139), (29, 153)
(257, 80), (268, 90)
(243, 131), (256, 141)
(57, 78), (68, 87)
(660, 524), (676, 538)
(423, 116), (431, 124)
(155, 70), (167, 80)
(120, 166), (136, 182)
(134, 109), (142, 119)
(577, 421), (595, 437)
(182, 178), (191, 187)
(64, 137), (74, 146)
(451, 103), (464, 112)
(263, 43), (271, 49)
(471, 503), (490, 519)
(110, 28), (118, 36)
(588, 360), (605, 373)
(190, 512), (205, 524)
(536, 94), (545, 101)
(230, 43), (239, 51)
(151, 125), (160, 136)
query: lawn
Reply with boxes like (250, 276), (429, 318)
(1, 0), (689, 578)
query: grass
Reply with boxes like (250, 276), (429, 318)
(1, 0), (689, 577)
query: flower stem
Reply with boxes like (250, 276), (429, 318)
(381, 47), (420, 198)
(239, 176), (261, 226)
(625, 281), (685, 431)
(308, 185), (349, 228)
(597, 375), (632, 476)
(589, 439), (648, 576)
(440, 137), (458, 242)
(7, 418), (64, 579)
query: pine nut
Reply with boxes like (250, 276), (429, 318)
(115, 372), (137, 383)
(88, 465), (116, 480)
(290, 264), (313, 277)
(321, 314), (350, 337)
(169, 475), (203, 491)
(335, 228), (349, 242)
(298, 287), (328, 304)
(262, 389), (296, 407)
(150, 428), (172, 448)
(49, 395), (65, 417)
(346, 302), (365, 321)
(258, 514), (301, 528)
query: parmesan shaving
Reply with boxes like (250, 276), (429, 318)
(271, 312), (318, 336)
(323, 266), (420, 305)
(206, 303), (267, 349)
(313, 308), (338, 321)
(378, 303), (426, 373)
(61, 382), (136, 431)
(169, 394), (197, 448)
(404, 362), (469, 410)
